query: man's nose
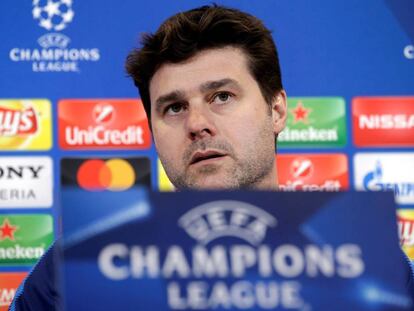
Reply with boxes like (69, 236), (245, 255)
(185, 105), (216, 140)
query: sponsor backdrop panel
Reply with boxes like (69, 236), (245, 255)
(0, 272), (27, 310)
(353, 97), (414, 147)
(0, 0), (413, 302)
(62, 190), (413, 310)
(0, 215), (54, 266)
(278, 97), (346, 148)
(0, 100), (52, 151)
(354, 153), (414, 206)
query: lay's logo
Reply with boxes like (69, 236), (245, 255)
(398, 216), (414, 247)
(397, 210), (414, 261)
(0, 106), (37, 136)
(0, 100), (52, 150)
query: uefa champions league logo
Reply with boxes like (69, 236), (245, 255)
(179, 200), (277, 246)
(32, 0), (74, 32)
(8, 0), (100, 72)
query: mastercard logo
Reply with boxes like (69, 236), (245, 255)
(77, 159), (136, 191)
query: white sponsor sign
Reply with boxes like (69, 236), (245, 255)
(354, 153), (414, 205)
(0, 157), (53, 208)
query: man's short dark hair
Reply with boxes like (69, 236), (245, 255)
(125, 4), (283, 120)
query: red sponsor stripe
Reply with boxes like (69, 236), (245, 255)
(0, 272), (27, 310)
(58, 99), (151, 149)
(353, 97), (414, 147)
(276, 154), (349, 190)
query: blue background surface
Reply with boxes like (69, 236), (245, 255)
(0, 0), (413, 273)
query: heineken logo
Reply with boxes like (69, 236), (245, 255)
(291, 101), (311, 124)
(278, 97), (346, 148)
(0, 219), (19, 241)
(0, 215), (53, 265)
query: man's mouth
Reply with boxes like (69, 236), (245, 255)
(189, 150), (227, 165)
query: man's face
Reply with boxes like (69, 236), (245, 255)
(149, 47), (286, 189)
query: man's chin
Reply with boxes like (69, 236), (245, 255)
(190, 181), (238, 190)
(186, 173), (239, 190)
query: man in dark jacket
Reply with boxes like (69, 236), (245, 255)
(10, 4), (414, 310)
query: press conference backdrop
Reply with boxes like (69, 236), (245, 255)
(0, 0), (413, 308)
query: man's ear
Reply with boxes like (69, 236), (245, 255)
(271, 90), (287, 135)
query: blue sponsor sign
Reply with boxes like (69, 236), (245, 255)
(62, 190), (412, 310)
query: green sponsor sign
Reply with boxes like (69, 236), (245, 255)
(0, 215), (53, 265)
(278, 97), (347, 148)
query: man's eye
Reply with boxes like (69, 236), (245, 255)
(165, 103), (184, 115)
(212, 92), (233, 104)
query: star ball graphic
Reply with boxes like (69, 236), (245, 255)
(32, 0), (75, 32)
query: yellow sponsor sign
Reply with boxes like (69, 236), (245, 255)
(0, 99), (52, 150)
(397, 209), (414, 260)
(157, 159), (174, 192)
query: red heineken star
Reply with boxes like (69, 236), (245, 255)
(0, 218), (19, 241)
(291, 101), (311, 124)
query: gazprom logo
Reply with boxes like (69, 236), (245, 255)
(362, 161), (414, 201)
(178, 201), (277, 246)
(362, 161), (383, 190)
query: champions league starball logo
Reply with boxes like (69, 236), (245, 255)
(32, 0), (74, 32)
(8, 0), (100, 72)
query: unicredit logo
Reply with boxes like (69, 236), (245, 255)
(277, 154), (349, 191)
(65, 125), (143, 146)
(58, 99), (151, 150)
(0, 106), (38, 136)
(291, 158), (313, 179)
(77, 159), (136, 191)
(93, 103), (114, 124)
